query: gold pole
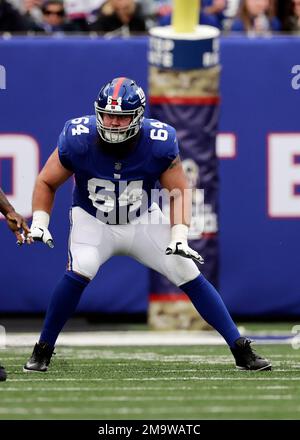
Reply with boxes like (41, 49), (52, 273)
(172, 0), (200, 34)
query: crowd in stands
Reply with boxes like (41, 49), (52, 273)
(0, 0), (299, 35)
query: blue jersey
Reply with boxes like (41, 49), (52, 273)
(57, 116), (179, 224)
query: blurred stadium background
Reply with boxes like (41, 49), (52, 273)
(1, 0), (300, 421)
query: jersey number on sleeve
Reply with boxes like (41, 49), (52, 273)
(71, 117), (90, 136)
(150, 121), (168, 141)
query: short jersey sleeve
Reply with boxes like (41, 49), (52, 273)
(151, 123), (180, 173)
(57, 116), (92, 171)
(57, 120), (74, 171)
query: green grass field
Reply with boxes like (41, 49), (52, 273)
(0, 344), (300, 420)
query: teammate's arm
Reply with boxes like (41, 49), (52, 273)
(159, 155), (204, 264)
(31, 148), (73, 247)
(0, 187), (31, 244)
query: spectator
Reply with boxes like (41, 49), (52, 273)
(134, 0), (157, 29)
(281, 0), (300, 32)
(23, 0), (43, 19)
(202, 0), (227, 28)
(230, 0), (281, 32)
(221, 0), (242, 30)
(20, 0), (44, 30)
(64, 0), (104, 31)
(65, 0), (104, 17)
(155, 0), (172, 19)
(274, 0), (286, 23)
(90, 0), (147, 34)
(0, 0), (29, 32)
(31, 0), (82, 33)
(11, 0), (42, 19)
(224, 0), (241, 17)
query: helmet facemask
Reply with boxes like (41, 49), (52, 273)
(95, 103), (144, 144)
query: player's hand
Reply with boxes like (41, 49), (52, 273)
(165, 240), (204, 264)
(6, 211), (33, 245)
(30, 225), (54, 248)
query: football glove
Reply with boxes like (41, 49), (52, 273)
(165, 224), (204, 264)
(30, 211), (54, 248)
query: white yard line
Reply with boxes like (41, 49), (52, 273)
(0, 405), (298, 416)
(0, 395), (293, 403)
(2, 331), (294, 347)
(1, 378), (300, 391)
(0, 385), (291, 392)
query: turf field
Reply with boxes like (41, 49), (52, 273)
(0, 341), (300, 420)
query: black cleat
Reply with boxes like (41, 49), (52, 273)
(0, 365), (7, 381)
(23, 342), (55, 372)
(230, 337), (272, 371)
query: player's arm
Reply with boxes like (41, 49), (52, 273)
(31, 147), (73, 247)
(159, 155), (204, 264)
(0, 187), (31, 244)
(159, 155), (191, 227)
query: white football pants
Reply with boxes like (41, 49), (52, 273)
(68, 205), (200, 286)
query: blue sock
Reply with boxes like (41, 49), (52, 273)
(181, 274), (240, 348)
(39, 272), (89, 347)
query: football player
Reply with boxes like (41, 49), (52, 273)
(24, 77), (271, 372)
(0, 187), (31, 381)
